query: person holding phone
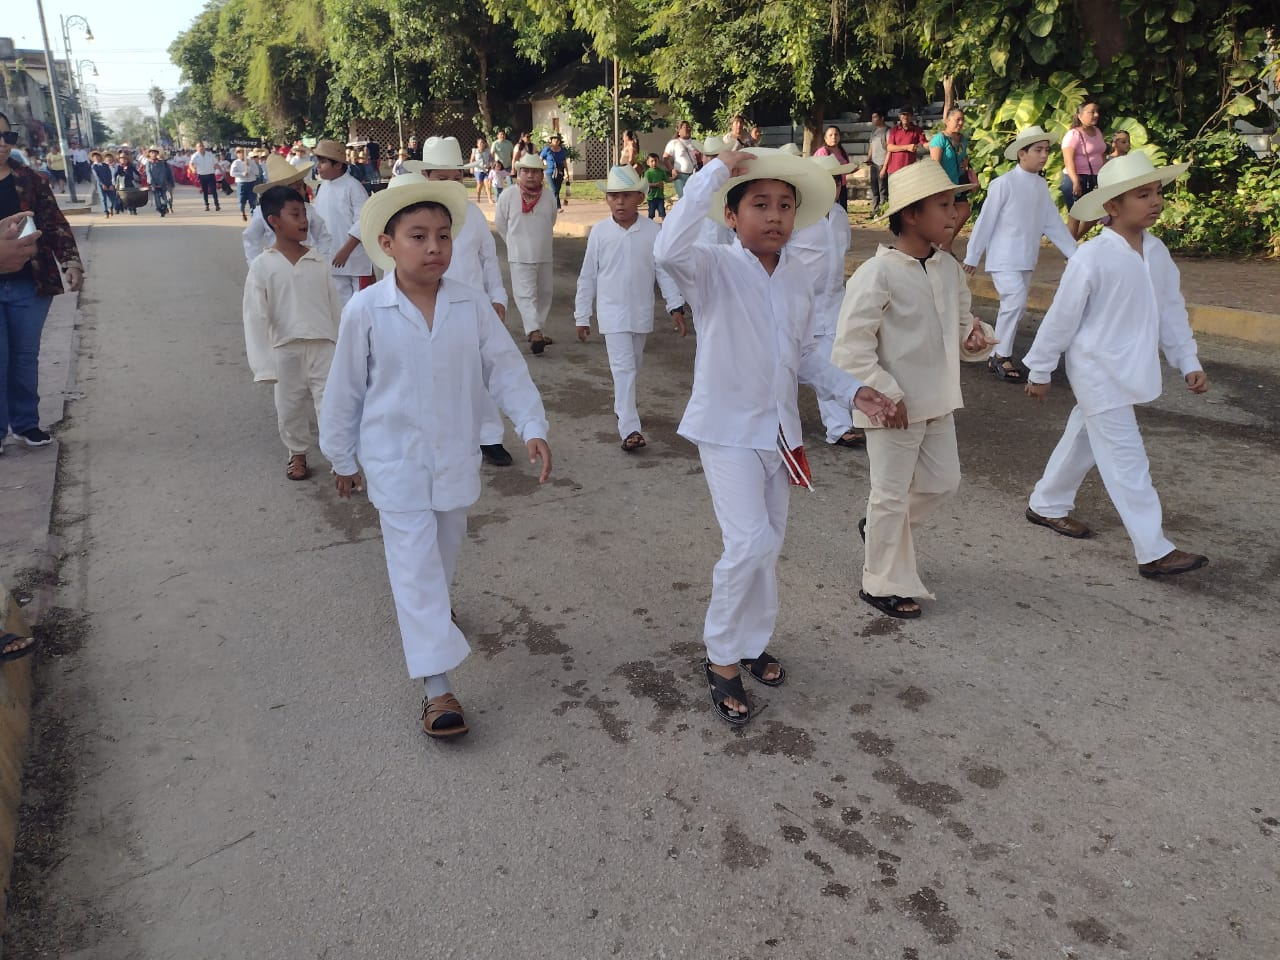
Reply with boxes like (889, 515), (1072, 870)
(0, 112), (83, 454)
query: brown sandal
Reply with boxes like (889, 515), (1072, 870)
(527, 331), (552, 355)
(422, 693), (469, 739)
(621, 431), (646, 452)
(286, 454), (310, 481)
(1025, 507), (1091, 538)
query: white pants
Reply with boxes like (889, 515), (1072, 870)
(273, 339), (335, 455)
(605, 332), (647, 438)
(331, 274), (361, 308)
(863, 415), (960, 600)
(699, 443), (790, 666)
(379, 507), (471, 678)
(990, 270), (1033, 358)
(510, 262), (553, 336)
(813, 330), (854, 443)
(1029, 405), (1174, 563)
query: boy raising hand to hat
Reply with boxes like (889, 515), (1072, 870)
(833, 159), (996, 620)
(319, 175), (552, 739)
(655, 148), (896, 725)
(1022, 153), (1209, 580)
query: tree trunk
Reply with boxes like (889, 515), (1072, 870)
(475, 48), (493, 132)
(802, 104), (825, 154)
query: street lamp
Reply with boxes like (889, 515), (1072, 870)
(60, 15), (93, 150)
(76, 59), (99, 145)
(33, 3), (82, 201)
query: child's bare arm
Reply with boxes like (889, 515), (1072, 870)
(527, 439), (552, 483)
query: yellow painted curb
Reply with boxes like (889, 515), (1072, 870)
(846, 257), (1280, 347)
(0, 584), (35, 934)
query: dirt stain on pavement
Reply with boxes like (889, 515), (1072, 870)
(967, 764), (1008, 788)
(860, 618), (902, 638)
(721, 823), (771, 870)
(852, 730), (895, 757)
(804, 850), (834, 874)
(781, 825), (807, 844)
(472, 602), (569, 658)
(613, 659), (696, 731)
(722, 721), (815, 760)
(898, 887), (961, 945)
(896, 686), (931, 711)
(813, 818), (875, 857)
(821, 881), (852, 899)
(1068, 917), (1130, 949)
(874, 761), (964, 817)
(584, 695), (630, 744)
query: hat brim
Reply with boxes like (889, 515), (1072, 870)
(1003, 134), (1053, 161)
(1071, 162), (1189, 222)
(255, 167), (307, 195)
(359, 178), (470, 273)
(883, 176), (976, 216)
(513, 156), (546, 171)
(708, 150), (837, 230)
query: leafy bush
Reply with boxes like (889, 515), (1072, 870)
(1153, 157), (1280, 257)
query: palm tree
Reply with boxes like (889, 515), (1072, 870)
(148, 85), (166, 145)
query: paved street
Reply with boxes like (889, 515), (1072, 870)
(7, 185), (1280, 959)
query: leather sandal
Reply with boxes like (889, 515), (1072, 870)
(703, 660), (751, 725)
(286, 454), (310, 481)
(859, 591), (922, 619)
(988, 355), (1025, 382)
(1025, 507), (1092, 539)
(621, 431), (646, 452)
(739, 651), (786, 687)
(422, 693), (469, 739)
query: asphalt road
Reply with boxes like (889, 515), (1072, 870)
(8, 187), (1280, 959)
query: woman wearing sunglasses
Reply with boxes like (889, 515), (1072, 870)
(0, 112), (83, 454)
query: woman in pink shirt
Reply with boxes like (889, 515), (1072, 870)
(1060, 99), (1107, 239)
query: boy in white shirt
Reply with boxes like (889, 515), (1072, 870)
(1022, 153), (1209, 579)
(575, 166), (686, 452)
(311, 139), (373, 307)
(319, 177), (551, 738)
(962, 126), (1077, 381)
(833, 160), (996, 620)
(494, 154), (557, 354)
(655, 149), (896, 725)
(242, 156), (331, 266)
(415, 137), (516, 467)
(242, 186), (344, 482)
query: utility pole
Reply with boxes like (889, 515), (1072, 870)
(37, 0), (78, 202)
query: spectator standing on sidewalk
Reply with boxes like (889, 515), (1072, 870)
(882, 107), (926, 203)
(663, 121), (701, 199)
(867, 111), (889, 217)
(0, 113), (84, 454)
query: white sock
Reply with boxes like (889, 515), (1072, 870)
(423, 673), (451, 699)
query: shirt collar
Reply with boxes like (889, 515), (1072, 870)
(372, 273), (471, 310)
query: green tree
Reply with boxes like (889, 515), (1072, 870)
(110, 106), (154, 147)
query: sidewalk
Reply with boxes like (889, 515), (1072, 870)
(482, 199), (1280, 345)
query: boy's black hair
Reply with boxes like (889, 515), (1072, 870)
(384, 200), (453, 237)
(260, 186), (305, 232)
(887, 199), (924, 236)
(724, 178), (798, 215)
(646, 152), (661, 161)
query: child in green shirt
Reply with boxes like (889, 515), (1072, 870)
(644, 153), (671, 220)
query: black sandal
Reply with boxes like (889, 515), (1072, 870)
(858, 517), (866, 542)
(739, 651), (786, 687)
(0, 633), (39, 662)
(859, 590), (922, 620)
(703, 659), (751, 725)
(834, 430), (865, 448)
(988, 355), (1024, 382)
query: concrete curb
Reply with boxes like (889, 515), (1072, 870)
(0, 588), (34, 933)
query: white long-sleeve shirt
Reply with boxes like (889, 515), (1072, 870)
(788, 202), (852, 336)
(963, 164), (1076, 272)
(833, 245), (981, 428)
(1022, 228), (1201, 415)
(241, 247), (343, 383)
(229, 158), (260, 184)
(242, 202), (331, 266)
(653, 158), (864, 451)
(312, 172), (372, 277)
(574, 216), (684, 335)
(445, 200), (508, 306)
(319, 275), (549, 513)
(493, 185), (555, 263)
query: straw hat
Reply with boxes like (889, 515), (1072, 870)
(596, 165), (645, 193)
(1004, 125), (1054, 160)
(420, 136), (470, 170)
(707, 148), (837, 230)
(701, 137), (725, 157)
(513, 154), (546, 171)
(311, 139), (346, 164)
(254, 154), (308, 195)
(778, 143), (802, 157)
(399, 159), (429, 176)
(1069, 152), (1189, 222)
(810, 153), (858, 177)
(884, 159), (975, 216)
(358, 175), (469, 272)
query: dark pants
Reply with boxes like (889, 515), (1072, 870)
(835, 181), (848, 209)
(0, 275), (54, 434)
(238, 182), (258, 214)
(869, 161), (884, 211)
(648, 197), (666, 219)
(198, 174), (220, 208)
(551, 176), (564, 209)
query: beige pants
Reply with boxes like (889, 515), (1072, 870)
(862, 414), (960, 600)
(274, 339), (335, 455)
(509, 261), (553, 336)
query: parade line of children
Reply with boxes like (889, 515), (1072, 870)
(241, 128), (1211, 737)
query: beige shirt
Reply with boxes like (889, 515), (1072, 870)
(493, 185), (556, 263)
(833, 244), (987, 428)
(242, 247), (344, 383)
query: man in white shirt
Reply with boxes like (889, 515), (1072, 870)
(867, 112), (889, 217)
(662, 121), (701, 199)
(229, 147), (262, 221)
(187, 141), (221, 211)
(309, 139), (372, 306)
